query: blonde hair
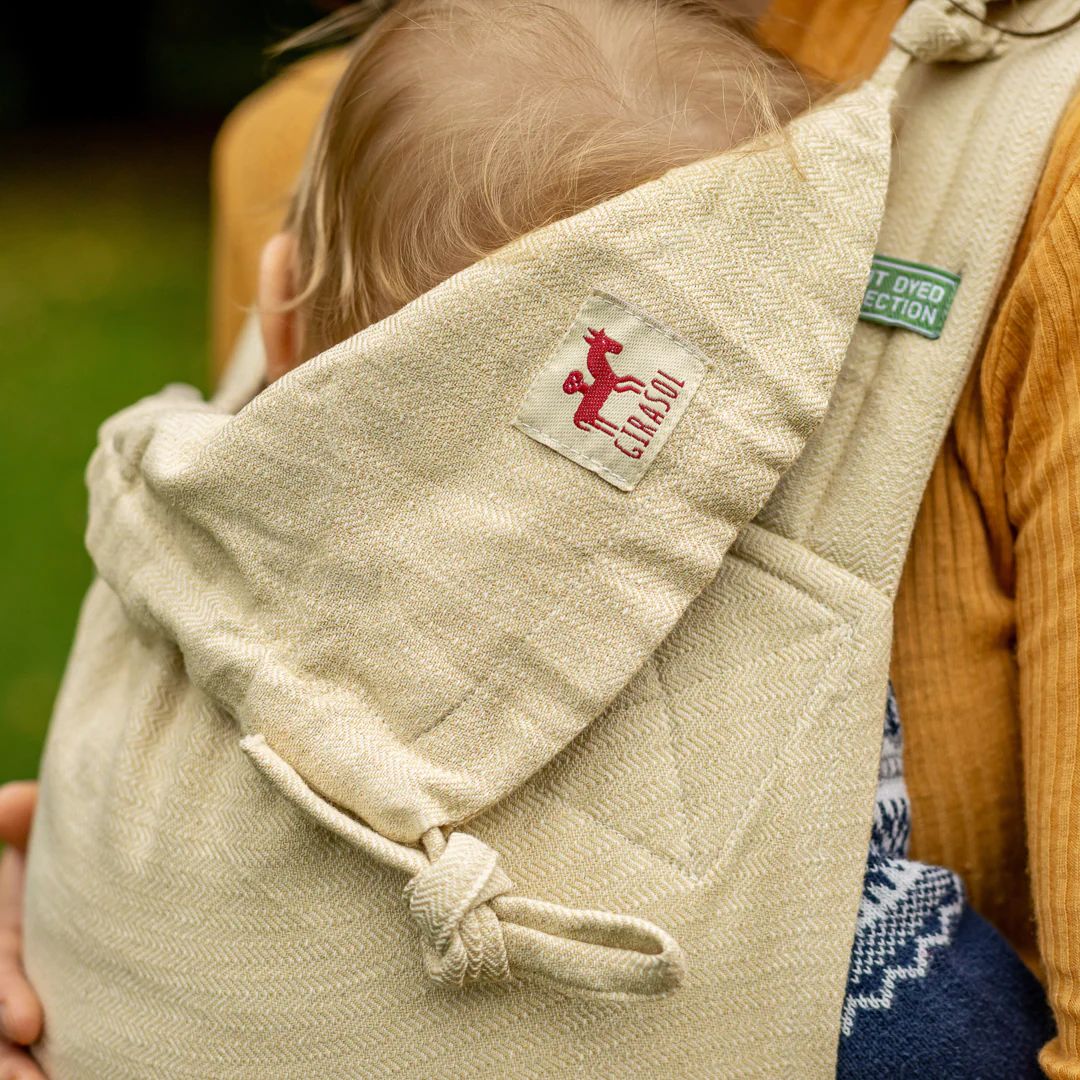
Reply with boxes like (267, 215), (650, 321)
(281, 0), (812, 357)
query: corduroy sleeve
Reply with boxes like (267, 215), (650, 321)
(1005, 113), (1080, 1079)
(210, 50), (347, 374)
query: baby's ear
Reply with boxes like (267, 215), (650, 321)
(259, 232), (302, 383)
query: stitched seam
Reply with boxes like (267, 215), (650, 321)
(735, 522), (892, 604)
(539, 617), (859, 886)
(539, 522), (866, 878)
(514, 289), (710, 415)
(532, 782), (703, 886)
(655, 661), (696, 876)
(513, 289), (708, 489)
(408, 443), (658, 749)
(513, 420), (635, 488)
(593, 290), (712, 360)
(410, 293), (713, 750)
(701, 618), (860, 884)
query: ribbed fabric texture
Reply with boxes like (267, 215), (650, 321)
(918, 113), (1080, 1079)
(210, 10), (1080, 1076)
(760, 5), (1080, 1076)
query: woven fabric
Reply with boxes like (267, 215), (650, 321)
(758, 2), (1080, 1071)
(841, 689), (968, 1041)
(20, 3), (1080, 1076)
(25, 80), (893, 1078)
(837, 689), (1054, 1077)
(78, 85), (890, 849)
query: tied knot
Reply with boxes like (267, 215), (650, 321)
(241, 735), (687, 999)
(403, 830), (514, 987)
(892, 0), (1005, 62)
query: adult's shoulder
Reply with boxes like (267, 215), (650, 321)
(973, 85), (1080, 519)
(211, 50), (348, 373)
(1020, 89), (1080, 252)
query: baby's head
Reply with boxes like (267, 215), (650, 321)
(259, 0), (810, 380)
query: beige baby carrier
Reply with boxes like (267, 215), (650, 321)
(23, 2), (1080, 1076)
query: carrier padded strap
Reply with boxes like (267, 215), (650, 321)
(760, 0), (1080, 593)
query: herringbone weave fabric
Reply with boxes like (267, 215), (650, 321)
(21, 3), (1080, 1075)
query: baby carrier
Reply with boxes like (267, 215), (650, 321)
(23, 1), (1080, 1075)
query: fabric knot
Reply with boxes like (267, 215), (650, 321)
(243, 735), (687, 998)
(891, 0), (1005, 63)
(403, 829), (514, 987)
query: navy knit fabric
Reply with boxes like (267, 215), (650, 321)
(836, 687), (1055, 1078)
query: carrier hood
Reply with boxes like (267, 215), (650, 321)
(85, 78), (893, 995)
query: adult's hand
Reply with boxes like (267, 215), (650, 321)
(0, 782), (45, 1080)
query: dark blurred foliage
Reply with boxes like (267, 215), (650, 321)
(0, 2), (342, 780)
(2, 0), (337, 129)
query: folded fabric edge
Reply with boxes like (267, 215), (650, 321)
(240, 733), (686, 998)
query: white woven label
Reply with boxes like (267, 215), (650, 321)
(513, 293), (706, 491)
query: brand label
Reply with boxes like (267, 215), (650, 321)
(514, 293), (706, 491)
(859, 254), (961, 340)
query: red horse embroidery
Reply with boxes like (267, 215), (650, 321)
(562, 328), (645, 435)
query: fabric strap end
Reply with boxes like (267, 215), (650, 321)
(241, 733), (686, 998)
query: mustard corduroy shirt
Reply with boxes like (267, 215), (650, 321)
(210, 7), (1080, 1073)
(757, 3), (1080, 1075)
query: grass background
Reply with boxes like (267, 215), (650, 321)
(0, 135), (212, 782)
(1, 1), (331, 784)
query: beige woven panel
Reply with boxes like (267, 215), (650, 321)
(22, 4), (1080, 1075)
(77, 85), (892, 848)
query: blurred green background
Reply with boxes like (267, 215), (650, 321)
(0, 1), (328, 782)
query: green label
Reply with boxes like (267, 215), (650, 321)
(859, 254), (961, 340)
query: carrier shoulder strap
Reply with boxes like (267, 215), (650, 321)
(761, 0), (1080, 593)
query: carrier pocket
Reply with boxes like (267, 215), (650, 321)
(534, 522), (893, 882)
